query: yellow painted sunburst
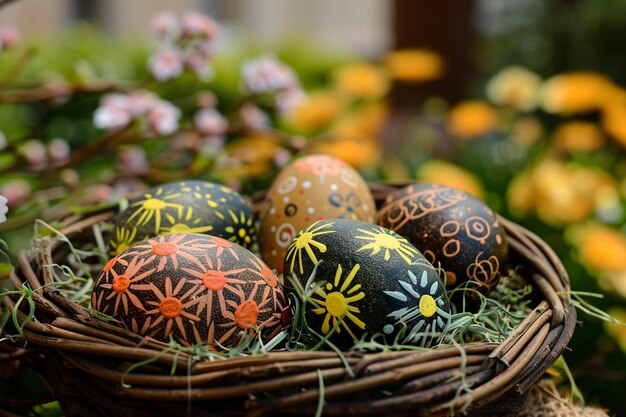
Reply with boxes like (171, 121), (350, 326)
(310, 263), (365, 340)
(355, 226), (419, 264)
(110, 226), (138, 255)
(159, 206), (214, 235)
(285, 221), (336, 274)
(224, 209), (255, 246)
(127, 187), (185, 233)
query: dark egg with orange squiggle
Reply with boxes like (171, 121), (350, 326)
(376, 183), (508, 294)
(92, 233), (288, 348)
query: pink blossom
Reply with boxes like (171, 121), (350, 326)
(0, 27), (20, 50)
(276, 87), (306, 114)
(118, 146), (148, 174)
(194, 108), (228, 136)
(22, 140), (48, 170)
(273, 148), (292, 168)
(0, 180), (31, 207)
(196, 91), (217, 108)
(181, 11), (218, 38)
(0, 195), (8, 223)
(171, 132), (200, 151)
(150, 11), (179, 39)
(184, 49), (213, 81)
(146, 100), (181, 135)
(48, 138), (70, 166)
(148, 48), (184, 81)
(242, 56), (299, 95)
(94, 93), (132, 130)
(127, 91), (159, 116)
(240, 103), (270, 130)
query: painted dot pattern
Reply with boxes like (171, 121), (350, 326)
(259, 154), (376, 273)
(92, 233), (288, 349)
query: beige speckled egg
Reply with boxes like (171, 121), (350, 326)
(258, 154), (376, 273)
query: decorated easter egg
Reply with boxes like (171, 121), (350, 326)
(259, 154), (376, 273)
(110, 180), (255, 255)
(92, 233), (288, 348)
(283, 219), (450, 349)
(376, 183), (509, 293)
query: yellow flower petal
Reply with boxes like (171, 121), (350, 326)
(384, 49), (445, 83)
(446, 101), (498, 139)
(333, 63), (390, 100)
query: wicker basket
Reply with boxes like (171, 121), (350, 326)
(3, 183), (577, 417)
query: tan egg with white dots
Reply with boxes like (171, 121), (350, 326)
(258, 154), (376, 274)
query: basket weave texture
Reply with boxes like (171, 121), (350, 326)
(4, 183), (577, 417)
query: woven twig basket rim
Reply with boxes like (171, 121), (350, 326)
(3, 182), (577, 417)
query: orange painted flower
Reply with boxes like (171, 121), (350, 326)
(287, 91), (343, 132)
(486, 66), (542, 111)
(384, 49), (444, 83)
(417, 160), (485, 199)
(446, 101), (498, 139)
(540, 72), (615, 114)
(552, 122), (605, 152)
(333, 63), (390, 100)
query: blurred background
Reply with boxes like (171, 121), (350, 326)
(1, 0), (626, 415)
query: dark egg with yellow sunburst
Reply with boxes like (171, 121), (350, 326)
(109, 180), (255, 256)
(92, 233), (288, 348)
(376, 183), (509, 294)
(283, 219), (450, 349)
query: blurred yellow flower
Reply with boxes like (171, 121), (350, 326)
(486, 66), (542, 111)
(540, 72), (615, 114)
(552, 122), (605, 152)
(224, 133), (282, 179)
(602, 100), (626, 148)
(446, 101), (498, 139)
(287, 91), (343, 132)
(605, 309), (626, 352)
(507, 159), (618, 225)
(570, 223), (626, 272)
(384, 49), (444, 83)
(333, 63), (390, 100)
(307, 136), (381, 169)
(417, 160), (485, 199)
(333, 102), (389, 138)
(512, 116), (544, 147)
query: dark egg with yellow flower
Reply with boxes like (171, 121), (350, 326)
(109, 180), (255, 255)
(376, 183), (509, 294)
(283, 219), (450, 349)
(92, 233), (288, 348)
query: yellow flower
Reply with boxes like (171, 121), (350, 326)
(223, 133), (282, 179)
(307, 136), (381, 170)
(508, 159), (618, 225)
(512, 116), (544, 147)
(446, 101), (498, 139)
(417, 160), (485, 199)
(332, 102), (389, 138)
(552, 122), (605, 152)
(486, 66), (542, 111)
(287, 91), (343, 132)
(333, 63), (390, 100)
(540, 72), (615, 114)
(601, 90), (626, 147)
(384, 49), (445, 83)
(570, 223), (626, 272)
(605, 309), (626, 352)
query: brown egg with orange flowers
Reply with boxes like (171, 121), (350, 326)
(91, 233), (288, 348)
(258, 154), (376, 274)
(376, 183), (509, 294)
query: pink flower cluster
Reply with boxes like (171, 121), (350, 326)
(93, 91), (181, 136)
(0, 194), (8, 223)
(17, 138), (70, 171)
(148, 11), (218, 82)
(0, 26), (20, 53)
(241, 56), (305, 114)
